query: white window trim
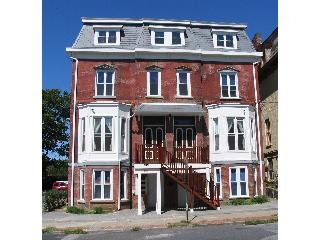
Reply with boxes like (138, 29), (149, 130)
(229, 166), (249, 198)
(120, 170), (128, 200)
(147, 71), (162, 97)
(120, 118), (128, 153)
(95, 70), (115, 97)
(213, 118), (219, 152)
(213, 167), (222, 199)
(79, 117), (86, 152)
(79, 169), (85, 200)
(219, 71), (239, 99)
(227, 117), (246, 151)
(93, 26), (121, 45)
(212, 31), (237, 49)
(250, 117), (257, 152)
(150, 29), (185, 46)
(92, 116), (114, 152)
(92, 169), (113, 200)
(176, 71), (191, 97)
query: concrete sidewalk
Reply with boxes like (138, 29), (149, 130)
(42, 199), (278, 232)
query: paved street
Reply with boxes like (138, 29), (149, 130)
(43, 222), (278, 240)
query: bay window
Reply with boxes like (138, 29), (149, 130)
(227, 117), (245, 151)
(213, 118), (219, 151)
(93, 117), (113, 152)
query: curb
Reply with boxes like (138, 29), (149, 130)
(43, 212), (278, 233)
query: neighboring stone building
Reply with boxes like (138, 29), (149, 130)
(252, 28), (278, 198)
(66, 18), (264, 215)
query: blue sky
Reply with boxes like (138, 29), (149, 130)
(43, 0), (278, 92)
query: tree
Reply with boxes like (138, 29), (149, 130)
(42, 89), (70, 189)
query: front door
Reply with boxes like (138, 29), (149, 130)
(143, 117), (165, 163)
(174, 117), (196, 161)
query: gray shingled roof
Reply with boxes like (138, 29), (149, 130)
(71, 19), (256, 53)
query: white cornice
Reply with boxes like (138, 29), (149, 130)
(66, 47), (262, 57)
(81, 18), (247, 29)
(148, 25), (186, 30)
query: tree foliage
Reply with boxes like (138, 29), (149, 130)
(42, 89), (70, 189)
(42, 89), (70, 160)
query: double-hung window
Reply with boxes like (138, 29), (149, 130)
(250, 118), (257, 152)
(213, 118), (219, 151)
(120, 118), (127, 152)
(214, 167), (222, 199)
(93, 170), (112, 200)
(155, 31), (164, 44)
(96, 31), (117, 44)
(176, 71), (191, 97)
(147, 71), (161, 96)
(81, 118), (86, 152)
(93, 117), (113, 152)
(79, 170), (85, 200)
(230, 167), (248, 197)
(220, 71), (239, 98)
(172, 31), (181, 45)
(227, 117), (245, 151)
(96, 70), (115, 96)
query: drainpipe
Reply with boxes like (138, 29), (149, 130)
(118, 160), (121, 210)
(252, 62), (264, 196)
(70, 56), (79, 206)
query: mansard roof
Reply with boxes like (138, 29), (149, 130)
(71, 18), (256, 53)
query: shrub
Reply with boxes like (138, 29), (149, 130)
(43, 190), (68, 212)
(251, 195), (269, 204)
(92, 207), (104, 214)
(131, 226), (141, 231)
(228, 198), (252, 205)
(66, 206), (85, 214)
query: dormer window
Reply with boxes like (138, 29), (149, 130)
(212, 29), (238, 49)
(149, 26), (186, 46)
(172, 31), (181, 45)
(155, 32), (164, 44)
(217, 34), (234, 48)
(93, 25), (122, 45)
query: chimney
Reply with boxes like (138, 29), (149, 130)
(252, 33), (262, 50)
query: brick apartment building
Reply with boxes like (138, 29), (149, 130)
(66, 18), (264, 215)
(252, 28), (278, 198)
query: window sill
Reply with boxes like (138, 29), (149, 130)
(93, 95), (116, 99)
(121, 199), (130, 202)
(90, 200), (115, 203)
(146, 96), (164, 99)
(229, 195), (249, 199)
(220, 97), (241, 100)
(175, 96), (193, 99)
(77, 200), (86, 204)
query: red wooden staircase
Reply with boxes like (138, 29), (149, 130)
(160, 151), (220, 210)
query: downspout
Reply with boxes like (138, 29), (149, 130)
(119, 111), (136, 211)
(252, 62), (264, 195)
(70, 56), (78, 206)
